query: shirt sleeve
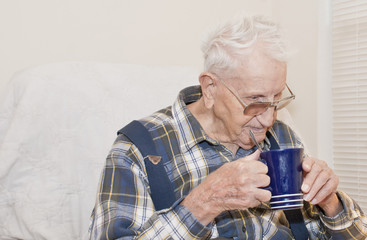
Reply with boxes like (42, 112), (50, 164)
(318, 191), (367, 239)
(89, 135), (213, 240)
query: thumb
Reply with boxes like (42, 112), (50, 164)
(242, 149), (261, 161)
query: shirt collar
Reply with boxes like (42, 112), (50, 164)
(172, 85), (219, 153)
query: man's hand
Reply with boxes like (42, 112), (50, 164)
(181, 150), (271, 225)
(301, 156), (343, 216)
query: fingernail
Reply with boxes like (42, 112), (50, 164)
(303, 194), (310, 201)
(301, 184), (309, 192)
(311, 198), (318, 205)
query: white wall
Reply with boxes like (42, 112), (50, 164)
(0, 0), (321, 157)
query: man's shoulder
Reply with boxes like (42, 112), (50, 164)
(110, 106), (174, 163)
(115, 105), (173, 143)
(137, 105), (175, 130)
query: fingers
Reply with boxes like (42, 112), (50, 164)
(256, 174), (271, 188)
(238, 172), (270, 189)
(233, 188), (272, 209)
(201, 151), (271, 211)
(303, 167), (328, 203)
(301, 157), (339, 205)
(236, 161), (270, 188)
(257, 188), (272, 202)
(302, 156), (314, 173)
(301, 157), (318, 193)
(308, 177), (338, 205)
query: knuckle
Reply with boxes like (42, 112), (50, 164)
(329, 177), (339, 189)
(313, 163), (322, 173)
(319, 170), (330, 181)
(306, 157), (315, 165)
(239, 177), (247, 186)
(325, 167), (332, 174)
(319, 159), (328, 167)
(239, 175), (259, 188)
(240, 175), (253, 185)
(321, 182), (332, 192)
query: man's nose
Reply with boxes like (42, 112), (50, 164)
(256, 107), (276, 127)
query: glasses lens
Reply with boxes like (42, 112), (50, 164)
(244, 96), (295, 116)
(275, 97), (294, 110)
(244, 102), (271, 116)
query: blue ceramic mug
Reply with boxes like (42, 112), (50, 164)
(260, 148), (304, 210)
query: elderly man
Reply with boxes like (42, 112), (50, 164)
(89, 15), (367, 239)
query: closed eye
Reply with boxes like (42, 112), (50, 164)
(246, 96), (262, 102)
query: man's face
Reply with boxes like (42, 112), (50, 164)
(212, 48), (287, 150)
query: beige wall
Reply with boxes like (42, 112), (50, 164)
(0, 0), (321, 157)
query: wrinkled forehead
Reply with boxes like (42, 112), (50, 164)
(225, 56), (287, 97)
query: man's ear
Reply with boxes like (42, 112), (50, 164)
(199, 72), (216, 109)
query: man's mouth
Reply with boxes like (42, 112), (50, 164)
(249, 127), (266, 133)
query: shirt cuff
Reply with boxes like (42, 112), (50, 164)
(158, 197), (213, 239)
(319, 191), (361, 230)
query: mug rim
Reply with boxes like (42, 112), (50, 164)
(260, 147), (304, 155)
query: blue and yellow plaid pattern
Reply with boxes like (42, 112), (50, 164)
(90, 86), (367, 239)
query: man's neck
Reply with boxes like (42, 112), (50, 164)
(187, 98), (239, 155)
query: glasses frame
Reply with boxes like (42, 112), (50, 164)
(210, 73), (295, 116)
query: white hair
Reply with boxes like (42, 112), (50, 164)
(201, 15), (288, 73)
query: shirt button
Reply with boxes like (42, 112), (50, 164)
(242, 225), (246, 232)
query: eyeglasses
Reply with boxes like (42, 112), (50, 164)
(214, 74), (295, 116)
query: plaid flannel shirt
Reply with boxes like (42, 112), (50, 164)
(89, 86), (367, 239)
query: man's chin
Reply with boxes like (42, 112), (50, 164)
(239, 136), (264, 150)
(240, 143), (256, 151)
(240, 128), (267, 148)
